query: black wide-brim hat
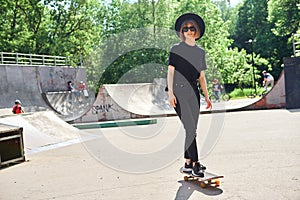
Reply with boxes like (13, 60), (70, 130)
(175, 13), (205, 41)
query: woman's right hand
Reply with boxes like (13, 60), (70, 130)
(168, 93), (177, 108)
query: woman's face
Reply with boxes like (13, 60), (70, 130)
(182, 22), (196, 40)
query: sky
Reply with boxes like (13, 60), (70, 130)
(227, 0), (242, 7)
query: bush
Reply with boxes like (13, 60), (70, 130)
(229, 87), (265, 98)
(229, 88), (245, 98)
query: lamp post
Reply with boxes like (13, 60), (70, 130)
(246, 39), (257, 95)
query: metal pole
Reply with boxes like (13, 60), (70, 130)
(251, 43), (257, 94)
(247, 39), (257, 94)
(80, 54), (82, 67)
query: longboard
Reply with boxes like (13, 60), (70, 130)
(180, 167), (224, 188)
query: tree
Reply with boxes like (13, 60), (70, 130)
(0, 0), (45, 53)
(84, 0), (262, 93)
(0, 0), (105, 65)
(268, 0), (300, 37)
(87, 0), (177, 89)
(231, 0), (292, 81)
(43, 0), (104, 60)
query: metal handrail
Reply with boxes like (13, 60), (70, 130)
(0, 52), (81, 67)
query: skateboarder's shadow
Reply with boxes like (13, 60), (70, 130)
(174, 180), (223, 200)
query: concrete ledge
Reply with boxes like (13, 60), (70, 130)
(73, 118), (157, 129)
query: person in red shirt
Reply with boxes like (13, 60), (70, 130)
(12, 100), (24, 114)
(78, 81), (89, 97)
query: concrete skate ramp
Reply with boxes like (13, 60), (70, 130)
(0, 65), (92, 121)
(0, 65), (49, 112)
(0, 111), (81, 152)
(237, 70), (285, 111)
(76, 71), (286, 123)
(42, 91), (94, 122)
(104, 76), (285, 116)
(105, 82), (175, 116)
(75, 78), (175, 122)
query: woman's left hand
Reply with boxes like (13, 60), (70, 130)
(205, 98), (212, 110)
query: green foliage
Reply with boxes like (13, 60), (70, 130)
(268, 0), (300, 37)
(229, 87), (265, 98)
(99, 48), (169, 84)
(0, 0), (104, 64)
(231, 0), (295, 80)
(229, 88), (245, 98)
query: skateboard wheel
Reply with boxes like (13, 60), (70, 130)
(215, 180), (220, 187)
(184, 176), (189, 181)
(200, 182), (206, 188)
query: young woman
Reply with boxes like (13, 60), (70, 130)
(167, 13), (212, 177)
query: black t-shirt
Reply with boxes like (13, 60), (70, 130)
(168, 42), (207, 84)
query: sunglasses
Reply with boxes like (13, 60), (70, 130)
(182, 26), (196, 32)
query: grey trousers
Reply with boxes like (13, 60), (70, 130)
(174, 83), (200, 162)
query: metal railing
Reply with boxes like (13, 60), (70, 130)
(292, 33), (300, 57)
(0, 52), (82, 67)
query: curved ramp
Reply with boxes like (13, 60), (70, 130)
(0, 65), (50, 112)
(237, 70), (285, 111)
(105, 83), (174, 116)
(0, 65), (91, 121)
(76, 71), (286, 122)
(42, 91), (94, 122)
(76, 79), (176, 122)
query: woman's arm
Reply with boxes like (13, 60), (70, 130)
(198, 71), (212, 110)
(167, 65), (177, 107)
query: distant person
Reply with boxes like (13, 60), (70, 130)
(12, 100), (24, 114)
(67, 81), (76, 92)
(67, 80), (78, 103)
(78, 81), (89, 97)
(262, 70), (274, 92)
(212, 79), (223, 102)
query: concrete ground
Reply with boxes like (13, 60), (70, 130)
(0, 109), (300, 200)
